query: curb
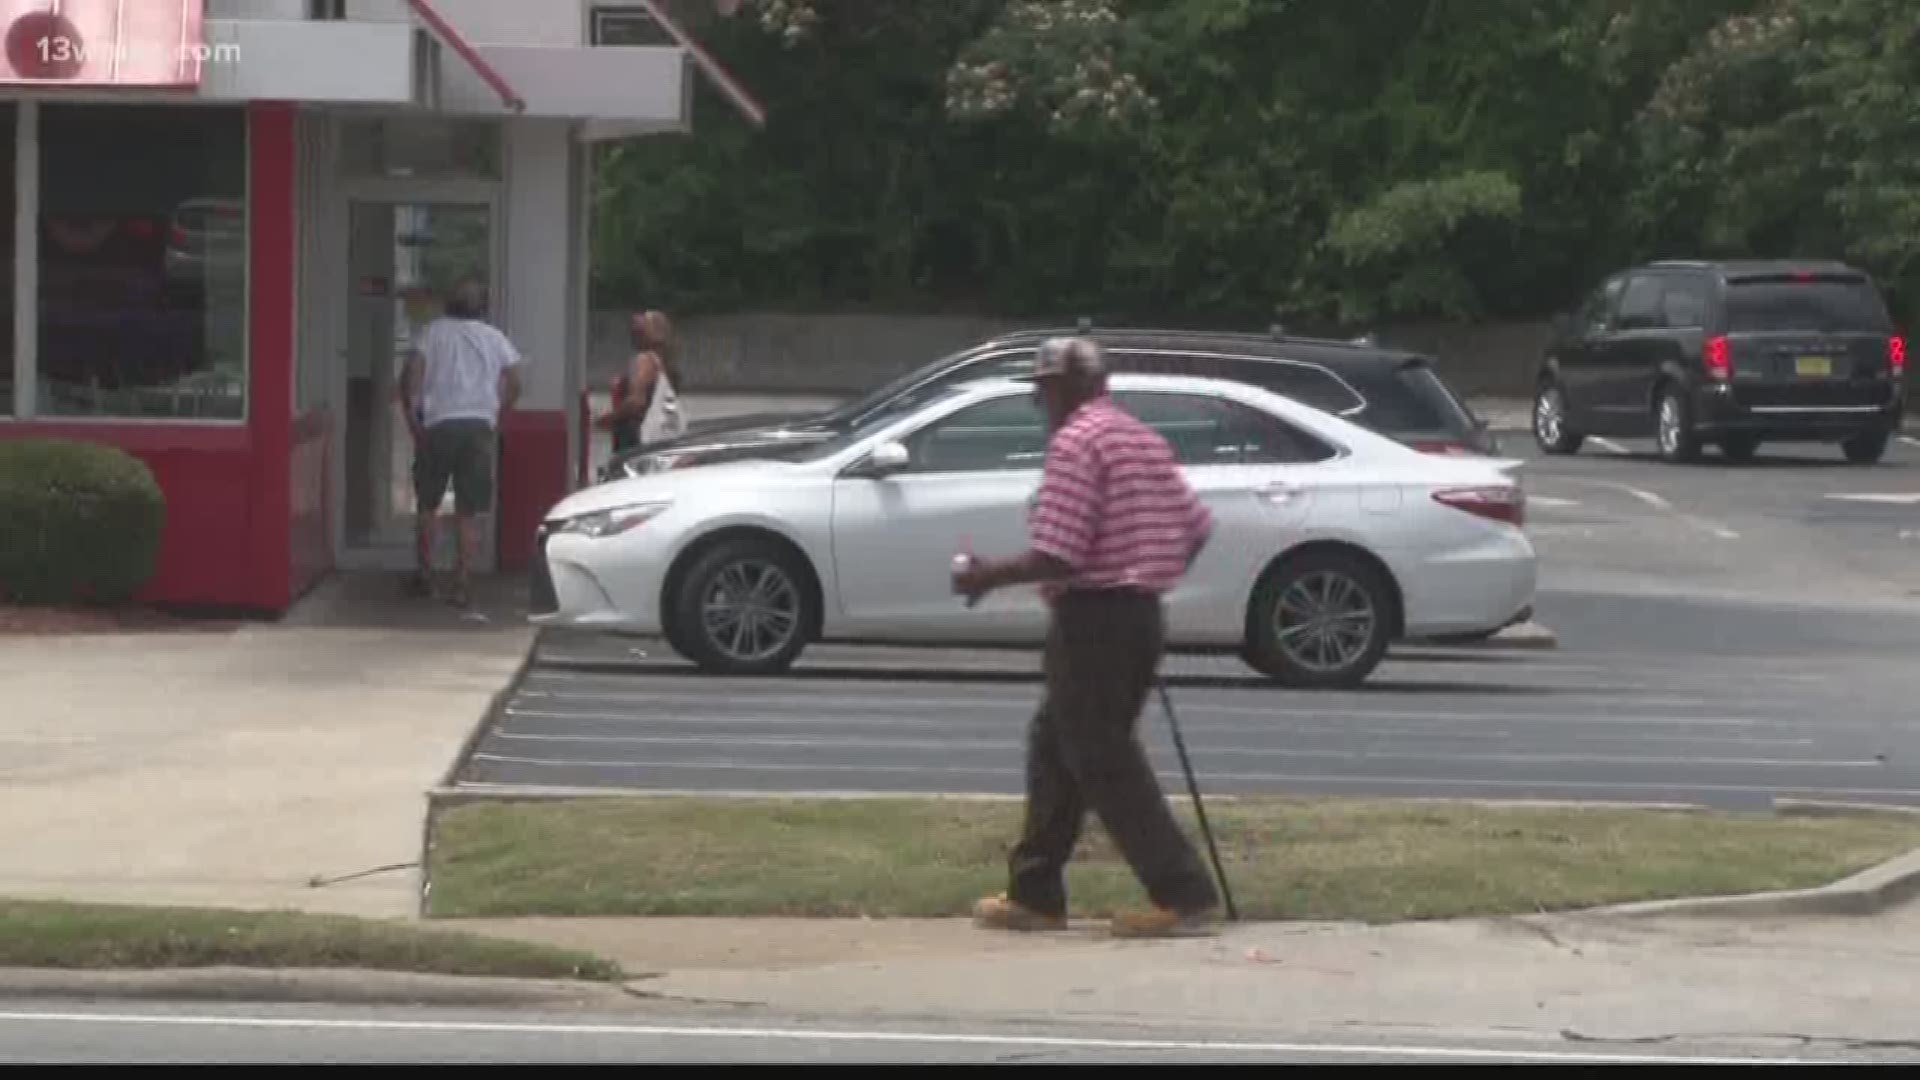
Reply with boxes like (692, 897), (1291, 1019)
(1405, 620), (1559, 651)
(1483, 621), (1558, 650)
(1586, 843), (1920, 921)
(420, 633), (543, 917)
(0, 966), (636, 1010)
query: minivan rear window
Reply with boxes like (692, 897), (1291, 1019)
(1724, 278), (1892, 333)
(1343, 362), (1478, 438)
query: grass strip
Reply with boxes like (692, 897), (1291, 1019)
(427, 796), (1920, 922)
(0, 900), (621, 979)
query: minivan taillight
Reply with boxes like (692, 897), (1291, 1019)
(1704, 335), (1731, 380)
(1890, 335), (1906, 376)
(1433, 486), (1525, 527)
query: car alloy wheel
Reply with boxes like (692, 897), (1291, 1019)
(1244, 549), (1394, 689)
(667, 536), (816, 675)
(1275, 570), (1378, 674)
(699, 558), (802, 664)
(1531, 381), (1583, 454)
(1656, 387), (1700, 463)
(1536, 388), (1564, 444)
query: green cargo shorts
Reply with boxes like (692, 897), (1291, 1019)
(414, 418), (496, 516)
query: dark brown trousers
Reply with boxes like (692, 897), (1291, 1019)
(1007, 588), (1221, 919)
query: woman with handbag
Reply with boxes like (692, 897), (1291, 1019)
(597, 309), (687, 452)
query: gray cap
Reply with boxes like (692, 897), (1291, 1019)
(1032, 336), (1106, 379)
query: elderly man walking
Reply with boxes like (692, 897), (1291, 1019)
(951, 337), (1222, 938)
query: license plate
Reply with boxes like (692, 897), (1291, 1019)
(1795, 355), (1833, 377)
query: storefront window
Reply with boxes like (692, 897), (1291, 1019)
(37, 105), (247, 421)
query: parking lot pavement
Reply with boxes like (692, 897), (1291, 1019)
(490, 414), (1920, 809)
(1506, 432), (1920, 607)
(453, 622), (1920, 808)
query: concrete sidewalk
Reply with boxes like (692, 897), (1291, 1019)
(0, 583), (530, 918)
(462, 902), (1920, 1048)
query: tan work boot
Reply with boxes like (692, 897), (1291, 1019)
(1109, 905), (1222, 939)
(972, 894), (1067, 932)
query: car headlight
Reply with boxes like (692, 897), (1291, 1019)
(558, 501), (671, 538)
(622, 453), (696, 477)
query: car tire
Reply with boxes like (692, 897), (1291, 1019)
(1532, 380), (1584, 455)
(665, 536), (814, 675)
(1719, 435), (1759, 463)
(1655, 384), (1702, 464)
(1243, 549), (1396, 690)
(1842, 429), (1890, 465)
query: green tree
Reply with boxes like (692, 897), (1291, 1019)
(1630, 0), (1920, 317)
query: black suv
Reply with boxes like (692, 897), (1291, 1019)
(1532, 260), (1906, 464)
(603, 327), (1495, 480)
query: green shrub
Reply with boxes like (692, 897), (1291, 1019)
(0, 439), (166, 606)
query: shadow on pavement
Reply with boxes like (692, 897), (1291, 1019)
(280, 571), (533, 632)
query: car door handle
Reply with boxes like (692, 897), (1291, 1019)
(1255, 480), (1302, 504)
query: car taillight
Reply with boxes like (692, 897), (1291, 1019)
(1890, 335), (1906, 376)
(1410, 440), (1473, 456)
(170, 226), (190, 247)
(1704, 335), (1731, 380)
(1433, 486), (1525, 527)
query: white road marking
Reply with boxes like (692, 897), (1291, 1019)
(1823, 492), (1920, 506)
(0, 1010), (1826, 1064)
(1581, 481), (1737, 539)
(1900, 435), (1920, 449)
(1625, 487), (1671, 511)
(1589, 437), (1630, 455)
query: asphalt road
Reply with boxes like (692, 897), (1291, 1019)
(0, 1002), (1872, 1064)
(457, 431), (1920, 808)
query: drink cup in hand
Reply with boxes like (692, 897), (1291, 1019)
(952, 551), (981, 608)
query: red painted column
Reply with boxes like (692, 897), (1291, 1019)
(497, 410), (568, 571)
(247, 101), (298, 611)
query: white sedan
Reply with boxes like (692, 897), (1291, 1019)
(529, 373), (1536, 688)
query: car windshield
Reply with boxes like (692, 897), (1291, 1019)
(817, 345), (1039, 428)
(779, 384), (979, 463)
(1724, 278), (1892, 333)
(816, 347), (981, 429)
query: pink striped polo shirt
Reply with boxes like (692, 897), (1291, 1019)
(1028, 395), (1213, 598)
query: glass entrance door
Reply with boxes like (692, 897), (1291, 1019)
(341, 200), (496, 570)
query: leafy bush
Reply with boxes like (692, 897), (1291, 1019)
(0, 439), (166, 606)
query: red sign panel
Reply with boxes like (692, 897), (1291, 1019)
(0, 0), (207, 87)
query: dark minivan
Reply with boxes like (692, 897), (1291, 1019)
(604, 327), (1495, 481)
(1532, 260), (1906, 463)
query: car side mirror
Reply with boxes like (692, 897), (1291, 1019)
(861, 440), (911, 478)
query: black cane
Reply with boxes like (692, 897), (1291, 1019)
(1156, 677), (1238, 921)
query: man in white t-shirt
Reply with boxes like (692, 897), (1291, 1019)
(397, 278), (523, 607)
